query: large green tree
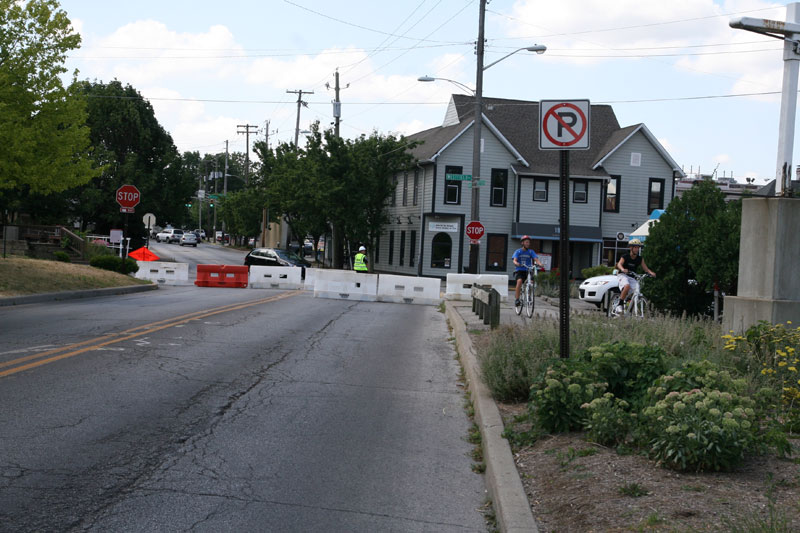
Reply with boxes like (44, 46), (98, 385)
(63, 80), (195, 238)
(644, 180), (741, 316)
(0, 0), (98, 218)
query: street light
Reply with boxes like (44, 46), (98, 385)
(419, 31), (545, 273)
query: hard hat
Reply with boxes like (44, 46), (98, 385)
(358, 246), (366, 252)
(629, 239), (643, 247)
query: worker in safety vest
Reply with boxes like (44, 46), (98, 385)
(354, 245), (369, 273)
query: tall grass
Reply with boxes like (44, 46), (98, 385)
(479, 314), (728, 403)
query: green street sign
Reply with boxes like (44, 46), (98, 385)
(468, 180), (487, 187)
(445, 173), (472, 181)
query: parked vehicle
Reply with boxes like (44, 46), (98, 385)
(244, 248), (311, 278)
(180, 232), (198, 247)
(579, 273), (620, 310)
(155, 228), (183, 243)
(194, 229), (206, 240)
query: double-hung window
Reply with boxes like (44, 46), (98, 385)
(533, 178), (548, 202)
(444, 165), (462, 205)
(490, 168), (507, 207)
(648, 178), (665, 214)
(573, 180), (588, 203)
(604, 175), (620, 212)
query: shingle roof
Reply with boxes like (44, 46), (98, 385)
(408, 95), (631, 178)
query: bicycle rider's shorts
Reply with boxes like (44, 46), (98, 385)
(514, 270), (528, 282)
(617, 274), (639, 293)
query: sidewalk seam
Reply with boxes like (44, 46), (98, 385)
(445, 302), (538, 533)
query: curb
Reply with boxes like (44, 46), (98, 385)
(0, 283), (158, 307)
(445, 302), (538, 533)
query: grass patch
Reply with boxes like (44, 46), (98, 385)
(479, 314), (727, 403)
(0, 256), (150, 297)
(618, 482), (649, 497)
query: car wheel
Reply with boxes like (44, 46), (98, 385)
(193, 244), (197, 247)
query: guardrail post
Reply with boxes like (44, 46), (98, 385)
(488, 288), (499, 328)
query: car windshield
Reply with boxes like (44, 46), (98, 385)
(274, 249), (302, 262)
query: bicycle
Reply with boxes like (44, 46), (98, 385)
(607, 272), (651, 318)
(514, 264), (538, 318)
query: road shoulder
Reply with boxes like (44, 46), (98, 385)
(0, 283), (158, 307)
(445, 301), (539, 533)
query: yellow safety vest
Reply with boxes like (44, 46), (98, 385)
(354, 252), (368, 271)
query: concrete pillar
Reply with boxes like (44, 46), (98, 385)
(723, 197), (800, 332)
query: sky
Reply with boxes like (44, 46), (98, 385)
(57, 0), (796, 183)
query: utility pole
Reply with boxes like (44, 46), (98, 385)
(287, 89), (314, 146)
(327, 71), (349, 269)
(237, 124), (258, 185)
(260, 120), (276, 247)
(469, 0), (486, 275)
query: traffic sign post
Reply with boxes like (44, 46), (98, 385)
(143, 213), (156, 248)
(465, 221), (485, 245)
(540, 100), (591, 360)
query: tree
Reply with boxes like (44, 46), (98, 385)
(0, 0), (98, 218)
(643, 180), (741, 316)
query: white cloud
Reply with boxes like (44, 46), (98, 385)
(713, 153), (731, 165)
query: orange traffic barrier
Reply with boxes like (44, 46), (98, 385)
(195, 264), (249, 288)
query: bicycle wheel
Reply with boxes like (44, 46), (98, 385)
(514, 289), (523, 315)
(635, 296), (650, 318)
(525, 282), (534, 318)
(606, 293), (622, 318)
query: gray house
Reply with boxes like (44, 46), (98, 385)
(374, 95), (684, 278)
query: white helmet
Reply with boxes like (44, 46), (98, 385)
(358, 246), (366, 252)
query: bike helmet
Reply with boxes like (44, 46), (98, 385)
(520, 235), (532, 241)
(358, 246), (366, 251)
(629, 239), (643, 247)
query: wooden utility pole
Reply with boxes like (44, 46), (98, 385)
(237, 124), (258, 185)
(286, 89), (314, 147)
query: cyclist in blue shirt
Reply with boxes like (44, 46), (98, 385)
(512, 235), (545, 307)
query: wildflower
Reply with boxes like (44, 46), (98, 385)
(709, 408), (721, 417)
(741, 420), (751, 429)
(687, 433), (697, 439)
(722, 418), (740, 430)
(580, 403), (591, 409)
(790, 367), (797, 372)
(673, 402), (686, 412)
(567, 383), (582, 394)
(778, 361), (788, 367)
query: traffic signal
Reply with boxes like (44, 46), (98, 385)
(185, 203), (192, 207)
(209, 202), (214, 208)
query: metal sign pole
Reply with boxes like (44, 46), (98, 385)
(559, 150), (570, 359)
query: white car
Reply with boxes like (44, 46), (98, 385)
(579, 273), (620, 309)
(180, 232), (198, 247)
(156, 228), (183, 243)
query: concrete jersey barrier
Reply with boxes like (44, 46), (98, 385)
(313, 269), (378, 302)
(303, 267), (317, 291)
(377, 274), (441, 305)
(134, 261), (189, 285)
(249, 265), (302, 290)
(445, 273), (509, 302)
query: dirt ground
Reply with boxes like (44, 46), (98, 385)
(498, 403), (800, 532)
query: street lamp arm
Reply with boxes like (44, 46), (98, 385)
(417, 75), (475, 95)
(483, 44), (547, 71)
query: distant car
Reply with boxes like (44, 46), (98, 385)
(579, 273), (620, 309)
(194, 229), (206, 240)
(156, 228), (183, 243)
(180, 232), (198, 247)
(244, 248), (311, 278)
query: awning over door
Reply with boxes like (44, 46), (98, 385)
(511, 222), (602, 243)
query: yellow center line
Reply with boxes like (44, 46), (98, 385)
(0, 291), (299, 379)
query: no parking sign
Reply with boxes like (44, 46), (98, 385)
(539, 100), (591, 150)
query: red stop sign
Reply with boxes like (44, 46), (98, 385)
(465, 221), (485, 240)
(116, 185), (141, 209)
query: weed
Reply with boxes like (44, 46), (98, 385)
(469, 329), (485, 335)
(437, 301), (446, 313)
(681, 484), (705, 492)
(467, 424), (481, 445)
(618, 482), (649, 497)
(556, 447), (597, 469)
(644, 512), (665, 526)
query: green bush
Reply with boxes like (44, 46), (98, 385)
(582, 342), (667, 407)
(582, 393), (635, 446)
(641, 388), (759, 472)
(581, 264), (614, 278)
(89, 255), (139, 274)
(647, 360), (747, 402)
(530, 359), (606, 433)
(53, 251), (71, 263)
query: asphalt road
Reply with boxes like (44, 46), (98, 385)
(0, 287), (487, 532)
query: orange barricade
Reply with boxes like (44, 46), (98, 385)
(195, 264), (249, 288)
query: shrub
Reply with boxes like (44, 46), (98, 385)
(582, 393), (635, 446)
(529, 360), (606, 433)
(582, 342), (667, 407)
(647, 360), (747, 402)
(53, 251), (71, 263)
(642, 388), (759, 472)
(89, 255), (139, 274)
(581, 264), (614, 278)
(480, 326), (555, 403)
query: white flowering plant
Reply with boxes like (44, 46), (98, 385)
(642, 388), (758, 472)
(530, 360), (607, 433)
(582, 393), (636, 446)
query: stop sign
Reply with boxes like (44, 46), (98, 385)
(116, 185), (141, 209)
(465, 221), (485, 240)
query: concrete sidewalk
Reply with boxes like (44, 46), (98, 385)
(444, 295), (597, 533)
